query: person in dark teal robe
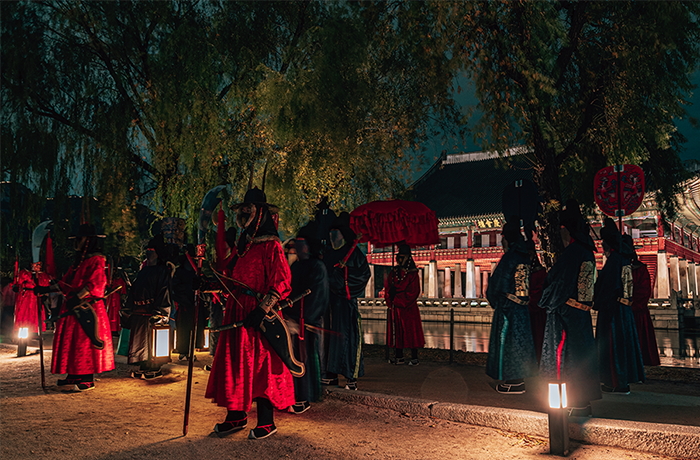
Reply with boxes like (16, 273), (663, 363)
(539, 199), (601, 416)
(486, 218), (538, 394)
(323, 212), (370, 390)
(594, 219), (645, 394)
(288, 223), (329, 413)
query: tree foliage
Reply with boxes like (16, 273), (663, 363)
(2, 0), (462, 268)
(451, 1), (700, 262)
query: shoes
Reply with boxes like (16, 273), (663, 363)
(248, 424), (277, 440)
(321, 378), (339, 386)
(57, 377), (81, 386)
(389, 357), (405, 365)
(130, 370), (144, 379)
(568, 406), (592, 417)
(408, 359), (419, 366)
(344, 379), (357, 391)
(289, 401), (311, 414)
(214, 417), (248, 437)
(496, 382), (526, 394)
(204, 364), (212, 371)
(601, 384), (630, 395)
(179, 354), (187, 361)
(73, 382), (95, 392)
(142, 370), (163, 380)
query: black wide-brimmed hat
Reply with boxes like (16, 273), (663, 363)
(397, 243), (412, 255)
(230, 187), (279, 214)
(501, 215), (523, 244)
(560, 199), (595, 251)
(330, 211), (356, 242)
(601, 217), (622, 253)
(68, 223), (106, 239)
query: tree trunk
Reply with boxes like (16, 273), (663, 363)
(532, 145), (564, 269)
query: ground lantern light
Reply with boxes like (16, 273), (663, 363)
(149, 321), (172, 368)
(17, 327), (29, 357)
(548, 382), (569, 456)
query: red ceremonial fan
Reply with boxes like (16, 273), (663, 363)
(349, 199), (440, 248)
(594, 165), (645, 223)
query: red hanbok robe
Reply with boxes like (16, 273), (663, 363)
(106, 276), (127, 334)
(631, 262), (660, 366)
(384, 268), (425, 349)
(51, 254), (115, 375)
(13, 269), (51, 334)
(205, 239), (294, 412)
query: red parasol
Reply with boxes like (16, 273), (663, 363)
(349, 199), (440, 248)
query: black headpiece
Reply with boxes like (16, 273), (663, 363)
(296, 222), (322, 257)
(330, 211), (356, 242)
(600, 217), (622, 253)
(621, 233), (636, 260)
(230, 187), (279, 214)
(397, 243), (412, 255)
(69, 223), (106, 239)
(560, 199), (596, 251)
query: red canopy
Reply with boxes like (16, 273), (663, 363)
(350, 200), (440, 248)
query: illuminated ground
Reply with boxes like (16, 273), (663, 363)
(1, 344), (695, 460)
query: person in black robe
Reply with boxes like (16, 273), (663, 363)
(173, 244), (206, 361)
(287, 223), (329, 413)
(486, 218), (538, 393)
(121, 233), (174, 379)
(539, 199), (601, 417)
(594, 219), (645, 394)
(322, 212), (370, 390)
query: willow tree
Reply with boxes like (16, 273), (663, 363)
(2, 1), (463, 266)
(451, 1), (700, 262)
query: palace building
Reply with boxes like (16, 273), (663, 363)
(363, 149), (700, 306)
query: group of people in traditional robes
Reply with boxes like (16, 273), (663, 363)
(486, 199), (657, 416)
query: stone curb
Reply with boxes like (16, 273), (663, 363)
(326, 388), (700, 459)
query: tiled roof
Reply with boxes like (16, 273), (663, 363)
(405, 150), (534, 220)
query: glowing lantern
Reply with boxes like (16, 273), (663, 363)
(17, 327), (29, 357)
(149, 323), (172, 367)
(547, 381), (569, 456)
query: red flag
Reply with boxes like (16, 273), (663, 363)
(215, 204), (228, 272)
(46, 232), (56, 278)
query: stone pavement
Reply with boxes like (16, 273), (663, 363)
(322, 355), (700, 459)
(8, 335), (700, 459)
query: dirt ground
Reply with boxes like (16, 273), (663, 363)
(1, 345), (695, 460)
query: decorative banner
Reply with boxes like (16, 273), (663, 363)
(594, 165), (645, 217)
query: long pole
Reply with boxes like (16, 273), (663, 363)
(183, 245), (204, 436)
(616, 165), (623, 232)
(33, 273), (46, 391)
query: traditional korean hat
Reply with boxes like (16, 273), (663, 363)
(560, 199), (596, 251)
(621, 233), (636, 260)
(330, 211), (357, 242)
(600, 217), (622, 253)
(296, 222), (322, 257)
(397, 243), (412, 255)
(230, 187), (279, 214)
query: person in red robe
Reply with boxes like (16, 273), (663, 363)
(13, 265), (51, 336)
(624, 235), (660, 366)
(205, 188), (294, 440)
(384, 244), (424, 365)
(38, 224), (115, 391)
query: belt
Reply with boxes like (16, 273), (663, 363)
(566, 298), (592, 312)
(617, 297), (631, 306)
(134, 299), (154, 306)
(505, 293), (529, 306)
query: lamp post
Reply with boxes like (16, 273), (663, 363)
(148, 318), (172, 369)
(548, 381), (569, 456)
(17, 327), (29, 357)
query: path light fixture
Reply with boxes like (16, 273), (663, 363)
(148, 318), (172, 368)
(548, 381), (570, 456)
(17, 327), (29, 357)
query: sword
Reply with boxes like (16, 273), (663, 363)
(31, 220), (52, 392)
(211, 289), (311, 332)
